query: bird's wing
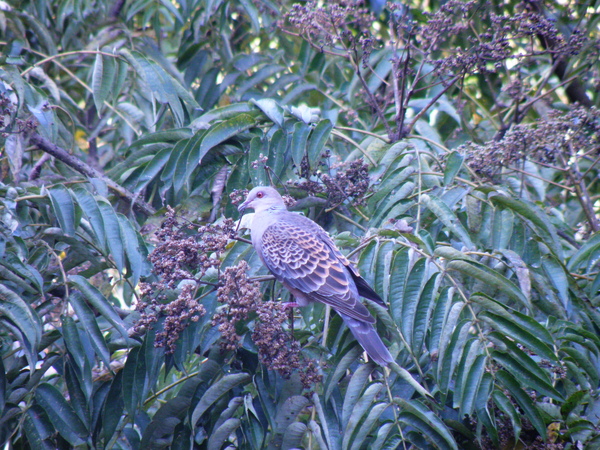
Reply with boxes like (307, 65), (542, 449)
(316, 229), (385, 305)
(260, 220), (375, 324)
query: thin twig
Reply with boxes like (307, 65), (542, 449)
(335, 126), (390, 143)
(330, 129), (376, 165)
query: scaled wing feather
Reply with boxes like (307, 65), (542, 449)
(260, 221), (374, 324)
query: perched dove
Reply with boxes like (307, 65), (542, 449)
(238, 186), (393, 366)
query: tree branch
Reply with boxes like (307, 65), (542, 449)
(28, 132), (156, 216)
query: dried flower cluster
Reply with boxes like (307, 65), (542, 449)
(135, 207), (235, 352)
(291, 158), (371, 207)
(146, 207), (203, 289)
(252, 300), (300, 377)
(213, 261), (262, 351)
(459, 106), (600, 178)
(321, 159), (370, 206)
(417, 1), (586, 78)
(253, 300), (322, 389)
(229, 189), (249, 206)
(286, 0), (374, 55)
(154, 283), (204, 351)
(285, 0), (589, 143)
(213, 262), (322, 388)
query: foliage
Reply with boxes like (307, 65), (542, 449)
(1, 0), (600, 449)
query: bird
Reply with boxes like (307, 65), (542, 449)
(238, 186), (393, 366)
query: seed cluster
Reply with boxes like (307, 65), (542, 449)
(459, 106), (600, 179)
(291, 158), (371, 208)
(213, 261), (262, 351)
(135, 208), (235, 353)
(253, 300), (322, 389)
(286, 1), (374, 55)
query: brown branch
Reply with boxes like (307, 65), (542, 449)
(28, 132), (156, 216)
(405, 76), (460, 135)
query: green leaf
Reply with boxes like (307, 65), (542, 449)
(129, 128), (193, 147)
(412, 274), (439, 355)
(395, 399), (458, 450)
(71, 186), (106, 248)
(22, 406), (54, 450)
(35, 383), (88, 446)
(69, 291), (111, 367)
(291, 121), (311, 169)
(208, 418), (242, 450)
(96, 201), (125, 272)
(172, 132), (203, 196)
(388, 248), (410, 330)
(306, 119), (332, 170)
(102, 372), (124, 443)
(495, 370), (546, 440)
(561, 346), (600, 386)
(492, 351), (563, 401)
(48, 184), (77, 236)
(438, 318), (471, 394)
(401, 258), (427, 349)
(117, 214), (145, 286)
(488, 193), (562, 258)
(342, 364), (374, 429)
(568, 232), (600, 271)
(481, 312), (557, 362)
(541, 255), (570, 312)
(491, 208), (514, 249)
(92, 53), (116, 113)
(68, 275), (128, 341)
(443, 151), (463, 185)
(428, 286), (454, 356)
(343, 384), (384, 450)
(350, 403), (388, 450)
(122, 345), (146, 417)
(267, 128), (288, 179)
(389, 363), (431, 398)
(197, 103), (256, 123)
(270, 395), (311, 448)
(368, 165), (416, 208)
(281, 422), (308, 450)
(447, 259), (531, 311)
(458, 354), (487, 417)
(490, 332), (555, 385)
(132, 145), (171, 194)
(0, 284), (42, 366)
(198, 113), (256, 158)
(421, 194), (474, 249)
(191, 373), (251, 427)
(560, 390), (588, 417)
(248, 135), (269, 186)
(492, 389), (521, 442)
(61, 315), (87, 371)
(250, 98), (284, 126)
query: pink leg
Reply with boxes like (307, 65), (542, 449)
(282, 302), (299, 309)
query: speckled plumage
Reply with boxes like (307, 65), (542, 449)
(239, 186), (393, 366)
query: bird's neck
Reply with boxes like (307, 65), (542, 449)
(257, 205), (287, 214)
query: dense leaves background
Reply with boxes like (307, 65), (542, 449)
(1, 0), (600, 448)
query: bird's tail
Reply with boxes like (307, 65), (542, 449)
(340, 313), (394, 366)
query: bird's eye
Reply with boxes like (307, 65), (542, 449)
(257, 192), (264, 198)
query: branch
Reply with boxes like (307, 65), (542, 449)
(28, 132), (156, 216)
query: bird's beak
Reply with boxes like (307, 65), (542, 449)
(238, 199), (250, 213)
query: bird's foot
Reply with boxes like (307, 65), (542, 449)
(282, 302), (299, 309)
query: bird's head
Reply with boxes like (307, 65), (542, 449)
(238, 186), (286, 214)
